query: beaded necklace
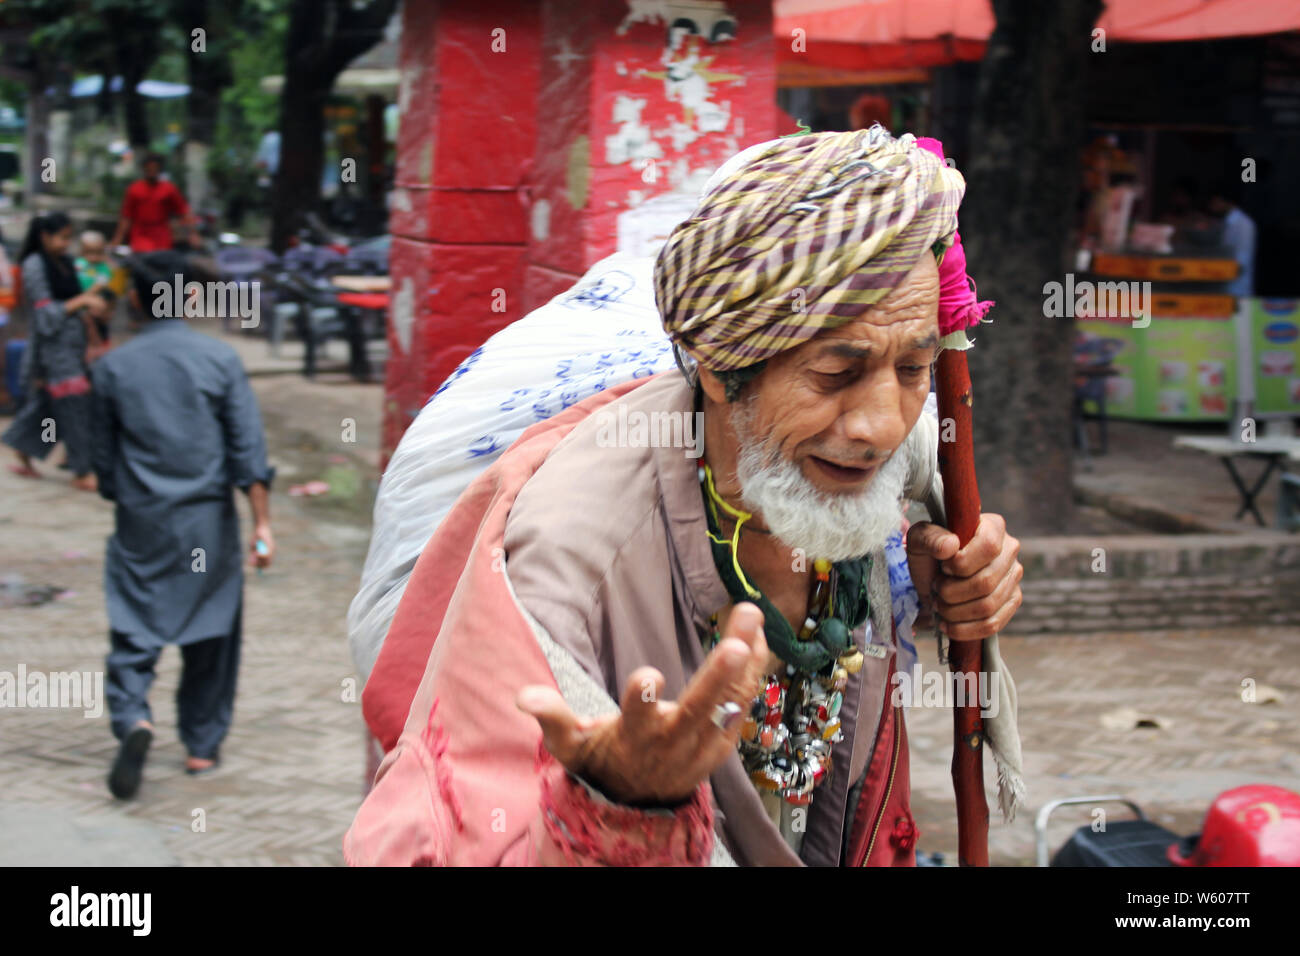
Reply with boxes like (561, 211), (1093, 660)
(700, 463), (872, 805)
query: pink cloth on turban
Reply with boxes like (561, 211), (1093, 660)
(915, 137), (994, 336)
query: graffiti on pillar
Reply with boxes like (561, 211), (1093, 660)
(616, 2), (743, 150)
(607, 0), (745, 256)
(608, 0), (744, 175)
(618, 1), (738, 44)
(640, 29), (742, 142)
(552, 35), (584, 72)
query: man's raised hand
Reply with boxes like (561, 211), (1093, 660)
(516, 602), (768, 806)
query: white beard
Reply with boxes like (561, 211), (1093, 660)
(729, 398), (907, 562)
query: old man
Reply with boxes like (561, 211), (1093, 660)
(346, 127), (1023, 866)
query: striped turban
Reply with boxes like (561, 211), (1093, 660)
(654, 126), (966, 377)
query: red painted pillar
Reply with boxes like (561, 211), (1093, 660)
(384, 0), (778, 461)
(523, 0), (778, 312)
(384, 0), (542, 462)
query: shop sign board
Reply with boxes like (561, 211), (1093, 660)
(1250, 299), (1300, 415)
(1077, 315), (1236, 421)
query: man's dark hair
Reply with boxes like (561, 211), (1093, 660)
(130, 249), (191, 320)
(718, 362), (766, 402)
(142, 152), (166, 168)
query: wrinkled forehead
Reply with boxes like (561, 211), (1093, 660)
(792, 317), (940, 369)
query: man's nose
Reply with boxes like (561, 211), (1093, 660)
(838, 374), (908, 454)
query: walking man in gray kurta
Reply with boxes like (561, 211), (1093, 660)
(89, 304), (275, 799)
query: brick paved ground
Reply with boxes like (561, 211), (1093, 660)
(907, 626), (1300, 865)
(1, 323), (1296, 866)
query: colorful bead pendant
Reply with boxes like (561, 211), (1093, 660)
(814, 617), (851, 655)
(764, 679), (782, 708)
(750, 765), (783, 792)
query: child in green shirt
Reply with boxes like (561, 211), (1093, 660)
(75, 231), (116, 343)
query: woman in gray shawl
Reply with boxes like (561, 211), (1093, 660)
(2, 212), (110, 490)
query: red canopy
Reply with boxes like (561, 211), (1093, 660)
(774, 0), (1300, 71)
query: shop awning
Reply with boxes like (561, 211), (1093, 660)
(774, 0), (1300, 75)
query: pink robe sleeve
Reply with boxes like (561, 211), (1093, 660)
(345, 380), (716, 867)
(343, 702), (715, 867)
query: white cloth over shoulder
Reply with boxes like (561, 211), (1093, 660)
(348, 252), (677, 682)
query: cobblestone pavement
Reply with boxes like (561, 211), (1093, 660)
(2, 325), (1297, 866)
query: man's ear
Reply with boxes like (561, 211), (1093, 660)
(698, 366), (729, 406)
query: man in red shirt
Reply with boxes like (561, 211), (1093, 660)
(110, 153), (199, 253)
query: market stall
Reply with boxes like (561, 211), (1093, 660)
(1077, 283), (1300, 423)
(1072, 132), (1299, 426)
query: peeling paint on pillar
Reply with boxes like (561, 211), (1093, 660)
(383, 0), (774, 463)
(526, 0), (775, 284)
(530, 199), (551, 241)
(390, 275), (414, 355)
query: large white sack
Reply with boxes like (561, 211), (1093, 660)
(348, 252), (677, 681)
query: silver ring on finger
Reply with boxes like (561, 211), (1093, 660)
(711, 701), (744, 732)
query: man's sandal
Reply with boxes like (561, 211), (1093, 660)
(108, 726), (153, 799)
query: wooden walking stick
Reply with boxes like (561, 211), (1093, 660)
(935, 344), (989, 867)
(915, 133), (994, 868)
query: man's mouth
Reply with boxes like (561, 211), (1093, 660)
(808, 455), (878, 485)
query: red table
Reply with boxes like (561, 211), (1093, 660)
(336, 292), (390, 311)
(334, 292), (390, 382)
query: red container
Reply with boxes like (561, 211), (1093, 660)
(1169, 785), (1300, 867)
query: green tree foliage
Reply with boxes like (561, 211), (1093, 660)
(209, 0), (287, 221)
(3, 0), (172, 146)
(2, 0), (288, 210)
(217, 0), (286, 150)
